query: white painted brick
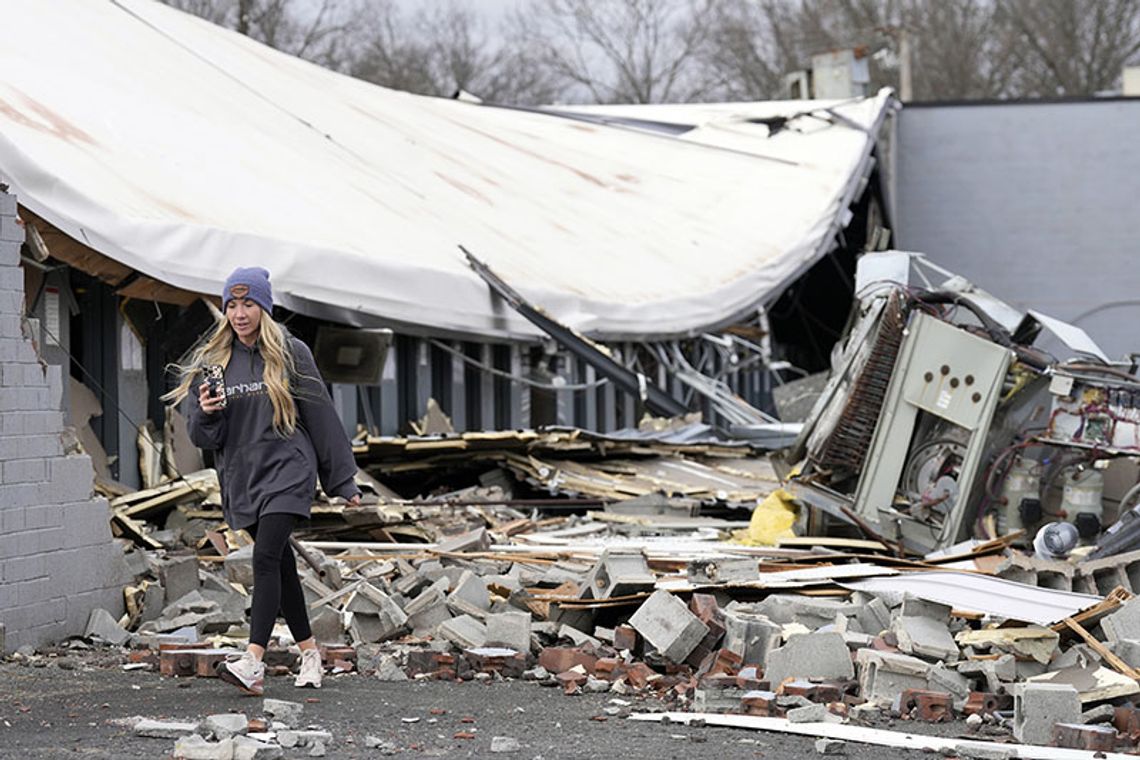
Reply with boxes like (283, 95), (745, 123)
(0, 240), (18, 267)
(0, 387), (50, 412)
(0, 434), (63, 461)
(0, 482), (42, 510)
(0, 268), (24, 292)
(0, 291), (24, 314)
(1, 506), (26, 533)
(2, 458), (47, 484)
(0, 193), (17, 215)
(24, 503), (62, 530)
(15, 577), (51, 606)
(0, 215), (25, 243)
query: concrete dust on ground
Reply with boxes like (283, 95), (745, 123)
(0, 659), (934, 759)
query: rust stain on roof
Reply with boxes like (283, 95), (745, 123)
(0, 89), (96, 146)
(440, 114), (608, 189)
(433, 171), (492, 205)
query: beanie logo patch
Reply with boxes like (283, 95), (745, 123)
(229, 284), (250, 299)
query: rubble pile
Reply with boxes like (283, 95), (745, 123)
(75, 501), (1140, 755)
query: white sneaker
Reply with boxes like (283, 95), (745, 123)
(217, 651), (265, 696)
(295, 648), (323, 689)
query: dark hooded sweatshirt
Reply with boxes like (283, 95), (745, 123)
(187, 334), (360, 530)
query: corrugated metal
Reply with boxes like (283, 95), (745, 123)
(0, 0), (892, 339)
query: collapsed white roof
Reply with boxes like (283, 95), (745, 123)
(0, 0), (894, 340)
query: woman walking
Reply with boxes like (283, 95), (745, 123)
(165, 266), (360, 695)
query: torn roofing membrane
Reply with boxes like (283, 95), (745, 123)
(0, 0), (893, 339)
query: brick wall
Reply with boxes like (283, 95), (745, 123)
(0, 188), (128, 653)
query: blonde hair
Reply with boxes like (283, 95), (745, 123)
(163, 311), (298, 437)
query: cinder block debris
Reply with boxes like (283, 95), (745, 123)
(1013, 683), (1081, 745)
(223, 545), (254, 588)
(85, 608), (131, 646)
(438, 615), (488, 650)
(262, 699), (303, 729)
(856, 649), (930, 706)
(628, 590), (709, 663)
(892, 616), (958, 662)
(814, 738), (846, 755)
(583, 549), (656, 599)
(723, 609), (782, 667)
(173, 734), (234, 760)
(766, 632), (853, 688)
(203, 713), (249, 740)
(135, 719), (202, 738)
(277, 730), (333, 749)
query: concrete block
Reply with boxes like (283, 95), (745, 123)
(628, 590), (709, 663)
(438, 614), (487, 649)
(1113, 639), (1140, 669)
(856, 648), (931, 706)
(232, 735), (283, 760)
(1012, 683), (1081, 745)
(765, 632), (854, 688)
(1101, 596), (1140, 644)
(787, 703), (839, 723)
(438, 527), (490, 554)
(723, 609), (782, 666)
(928, 664), (971, 706)
(582, 549), (656, 599)
(815, 738), (846, 754)
(687, 557), (760, 584)
(405, 587), (452, 636)
(447, 570), (490, 613)
(262, 698), (303, 728)
(173, 734), (235, 760)
(223, 545), (254, 588)
(346, 585), (407, 643)
(0, 192), (17, 216)
(485, 611), (531, 653)
(134, 719), (202, 738)
(84, 607), (130, 646)
(203, 713), (250, 740)
(557, 624), (600, 648)
(158, 556), (201, 606)
(276, 730), (332, 748)
(898, 595), (951, 623)
(958, 654), (1017, 693)
(753, 596), (858, 630)
(892, 616), (958, 662)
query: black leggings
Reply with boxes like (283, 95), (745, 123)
(247, 513), (312, 648)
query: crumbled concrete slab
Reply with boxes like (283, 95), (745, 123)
(223, 545), (254, 588)
(1101, 596), (1140, 644)
(787, 703), (840, 724)
(203, 714), (249, 740)
(438, 527), (491, 554)
(262, 699), (303, 728)
(628, 590), (709, 663)
(814, 738), (846, 754)
(439, 614), (487, 650)
(173, 734), (234, 760)
(447, 571), (491, 615)
(892, 616), (958, 662)
(1012, 683), (1081, 744)
(765, 632), (854, 688)
(1113, 638), (1140, 668)
(277, 730), (333, 749)
(157, 555), (201, 607)
(851, 593), (892, 636)
(135, 719), (202, 738)
(485, 612), (531, 653)
(898, 595), (951, 624)
(232, 735), (283, 760)
(85, 608), (131, 646)
(558, 625), (601, 649)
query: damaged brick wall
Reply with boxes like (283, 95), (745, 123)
(0, 187), (128, 653)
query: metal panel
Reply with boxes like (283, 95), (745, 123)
(852, 312), (1012, 549)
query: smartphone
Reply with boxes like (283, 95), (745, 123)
(204, 364), (227, 409)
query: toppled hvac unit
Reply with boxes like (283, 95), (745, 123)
(788, 251), (1140, 555)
